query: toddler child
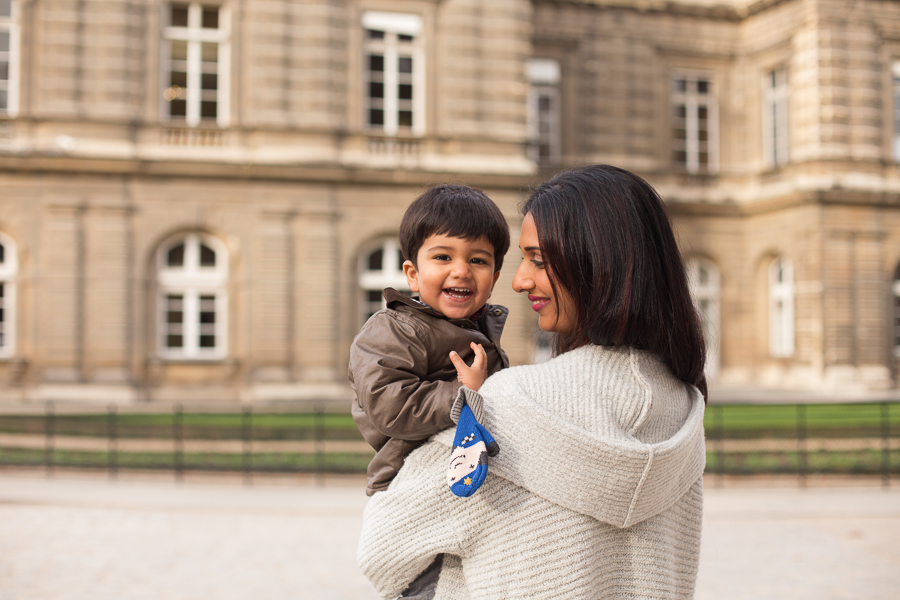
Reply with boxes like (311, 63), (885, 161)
(349, 183), (510, 497)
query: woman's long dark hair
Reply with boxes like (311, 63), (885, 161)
(524, 164), (707, 399)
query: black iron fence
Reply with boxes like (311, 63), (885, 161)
(0, 400), (897, 485)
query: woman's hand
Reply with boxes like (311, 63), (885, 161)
(449, 342), (488, 391)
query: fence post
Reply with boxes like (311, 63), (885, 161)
(108, 404), (118, 479)
(242, 405), (252, 486)
(314, 402), (324, 485)
(882, 402), (891, 490)
(45, 401), (54, 476)
(797, 404), (807, 488)
(173, 403), (183, 481)
(715, 403), (724, 487)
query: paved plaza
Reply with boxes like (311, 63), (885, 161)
(0, 470), (898, 600)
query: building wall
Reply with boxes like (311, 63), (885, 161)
(0, 0), (899, 404)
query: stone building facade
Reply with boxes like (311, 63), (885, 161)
(0, 0), (898, 404)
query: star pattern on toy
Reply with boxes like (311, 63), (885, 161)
(464, 477), (472, 485)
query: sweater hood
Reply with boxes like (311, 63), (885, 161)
(436, 344), (706, 528)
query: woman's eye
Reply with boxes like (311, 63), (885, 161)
(531, 259), (545, 268)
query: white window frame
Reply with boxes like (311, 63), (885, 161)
(160, 2), (231, 127)
(763, 66), (789, 167)
(768, 256), (795, 358)
(893, 265), (900, 358)
(0, 232), (17, 358)
(527, 59), (561, 165)
(358, 238), (410, 326)
(157, 233), (228, 360)
(0, 0), (20, 116)
(671, 71), (718, 174)
(893, 62), (900, 162)
(686, 257), (721, 378)
(361, 11), (425, 137)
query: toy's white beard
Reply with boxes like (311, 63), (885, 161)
(447, 441), (487, 487)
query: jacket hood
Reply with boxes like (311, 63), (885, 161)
(435, 344), (706, 528)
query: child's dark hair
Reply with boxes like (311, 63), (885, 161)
(524, 164), (708, 400)
(400, 184), (510, 272)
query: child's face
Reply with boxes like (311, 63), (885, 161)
(403, 234), (501, 320)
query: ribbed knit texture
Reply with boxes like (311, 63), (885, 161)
(358, 345), (706, 600)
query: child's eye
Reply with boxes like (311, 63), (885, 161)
(433, 254), (451, 261)
(470, 258), (487, 265)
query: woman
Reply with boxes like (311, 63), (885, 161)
(358, 165), (708, 600)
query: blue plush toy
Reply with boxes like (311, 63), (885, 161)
(446, 404), (499, 497)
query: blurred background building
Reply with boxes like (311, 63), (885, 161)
(0, 0), (897, 404)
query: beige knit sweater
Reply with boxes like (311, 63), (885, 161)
(358, 344), (707, 600)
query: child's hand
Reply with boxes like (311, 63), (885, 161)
(449, 342), (489, 391)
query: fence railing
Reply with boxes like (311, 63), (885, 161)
(705, 401), (898, 487)
(0, 401), (897, 485)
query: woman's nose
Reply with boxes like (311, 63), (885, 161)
(512, 262), (531, 293)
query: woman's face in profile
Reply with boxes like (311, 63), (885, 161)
(512, 213), (577, 336)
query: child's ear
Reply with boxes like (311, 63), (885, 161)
(403, 260), (420, 293)
(490, 270), (501, 291)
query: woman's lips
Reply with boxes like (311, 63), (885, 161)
(528, 295), (550, 312)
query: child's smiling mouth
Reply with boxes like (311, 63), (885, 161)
(443, 287), (473, 301)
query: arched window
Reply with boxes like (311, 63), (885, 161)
(157, 233), (228, 359)
(893, 264), (900, 358)
(768, 256), (794, 357)
(358, 238), (410, 325)
(686, 257), (720, 378)
(0, 233), (17, 357)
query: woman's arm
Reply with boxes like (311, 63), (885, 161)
(357, 438), (465, 599)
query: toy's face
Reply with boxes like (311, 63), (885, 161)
(447, 441), (487, 488)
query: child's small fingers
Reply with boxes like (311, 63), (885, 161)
(449, 350), (464, 369)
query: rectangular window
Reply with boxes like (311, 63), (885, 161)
(159, 291), (225, 357)
(763, 66), (789, 167)
(671, 73), (718, 174)
(528, 59), (561, 165)
(893, 277), (900, 358)
(362, 12), (424, 136)
(893, 62), (900, 161)
(0, 0), (19, 116)
(161, 2), (230, 127)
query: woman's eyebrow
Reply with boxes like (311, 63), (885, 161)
(522, 246), (541, 252)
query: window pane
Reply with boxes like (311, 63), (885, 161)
(0, 0), (10, 18)
(697, 80), (709, 94)
(398, 84), (412, 101)
(171, 40), (187, 61)
(367, 290), (381, 303)
(369, 108), (384, 126)
(199, 335), (216, 348)
(398, 34), (414, 43)
(367, 248), (383, 271)
(673, 78), (686, 93)
(367, 29), (385, 40)
(0, 282), (4, 298)
(200, 100), (217, 119)
(0, 90), (6, 111)
(397, 249), (405, 270)
(170, 71), (187, 88)
(369, 81), (384, 99)
(0, 243), (5, 264)
(368, 54), (384, 72)
(169, 99), (186, 117)
(202, 6), (219, 29)
(199, 243), (216, 267)
(0, 60), (7, 83)
(398, 57), (412, 74)
(201, 73), (217, 90)
(167, 243), (185, 267)
(0, 32), (8, 53)
(201, 42), (218, 64)
(171, 4), (189, 27)
(398, 110), (413, 127)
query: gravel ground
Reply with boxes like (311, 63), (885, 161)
(0, 470), (898, 600)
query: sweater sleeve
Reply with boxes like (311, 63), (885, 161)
(349, 312), (462, 440)
(357, 441), (465, 599)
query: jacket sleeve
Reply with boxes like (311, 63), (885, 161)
(349, 312), (462, 440)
